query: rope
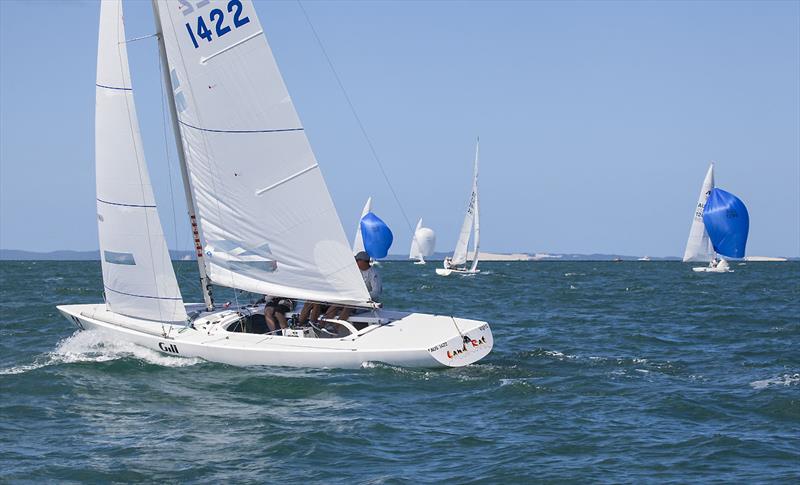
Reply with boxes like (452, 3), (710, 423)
(296, 1), (417, 240)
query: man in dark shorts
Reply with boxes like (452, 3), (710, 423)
(264, 297), (294, 332)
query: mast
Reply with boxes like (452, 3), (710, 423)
(151, 0), (213, 311)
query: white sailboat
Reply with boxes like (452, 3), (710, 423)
(57, 0), (492, 369)
(683, 163), (750, 273)
(683, 163), (730, 273)
(409, 218), (436, 264)
(436, 140), (480, 276)
(352, 196), (372, 254)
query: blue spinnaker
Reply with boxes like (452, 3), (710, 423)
(360, 212), (393, 259)
(702, 188), (749, 258)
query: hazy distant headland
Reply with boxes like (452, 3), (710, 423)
(1, 249), (793, 262)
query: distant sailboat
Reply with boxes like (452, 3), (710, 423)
(409, 218), (436, 264)
(57, 0), (492, 369)
(352, 197), (372, 254)
(684, 164), (749, 273)
(436, 140), (480, 276)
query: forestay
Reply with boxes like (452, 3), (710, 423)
(96, 0), (186, 323)
(154, 0), (370, 306)
(451, 141), (480, 267)
(683, 163), (715, 262)
(352, 197), (372, 254)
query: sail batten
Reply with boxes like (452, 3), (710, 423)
(155, 0), (370, 306)
(96, 0), (186, 324)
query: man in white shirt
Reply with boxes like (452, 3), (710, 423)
(324, 251), (382, 323)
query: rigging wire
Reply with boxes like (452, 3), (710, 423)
(295, 0), (416, 237)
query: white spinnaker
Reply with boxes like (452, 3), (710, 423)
(352, 197), (372, 254)
(154, 0), (370, 306)
(683, 163), (715, 262)
(410, 219), (436, 260)
(409, 218), (423, 260)
(451, 141), (479, 267)
(96, 0), (186, 323)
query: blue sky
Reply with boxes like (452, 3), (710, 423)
(1, 0), (798, 257)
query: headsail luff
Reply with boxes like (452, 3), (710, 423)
(96, 0), (186, 323)
(154, 0), (370, 306)
(683, 163), (715, 262)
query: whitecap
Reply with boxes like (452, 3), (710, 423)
(749, 373), (800, 390)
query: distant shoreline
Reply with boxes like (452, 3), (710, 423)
(1, 249), (795, 262)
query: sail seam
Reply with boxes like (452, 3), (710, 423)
(97, 198), (156, 208)
(96, 83), (132, 91)
(104, 286), (183, 301)
(178, 120), (303, 134)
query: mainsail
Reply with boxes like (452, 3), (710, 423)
(352, 197), (372, 254)
(683, 163), (715, 262)
(451, 140), (480, 268)
(153, 0), (370, 306)
(95, 0), (186, 323)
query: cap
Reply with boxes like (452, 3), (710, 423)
(355, 251), (371, 262)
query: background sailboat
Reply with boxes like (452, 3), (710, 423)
(409, 218), (436, 264)
(693, 188), (749, 272)
(683, 164), (749, 273)
(352, 197), (372, 255)
(436, 140), (480, 276)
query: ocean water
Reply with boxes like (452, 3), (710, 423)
(1, 260), (798, 483)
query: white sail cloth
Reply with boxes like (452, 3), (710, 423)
(683, 163), (715, 262)
(451, 142), (480, 268)
(352, 197), (372, 254)
(409, 219), (436, 260)
(96, 0), (186, 323)
(154, 0), (370, 306)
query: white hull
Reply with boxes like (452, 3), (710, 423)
(413, 260), (426, 265)
(435, 268), (480, 276)
(692, 266), (733, 273)
(57, 303), (492, 369)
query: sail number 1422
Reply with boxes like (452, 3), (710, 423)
(184, 0), (250, 49)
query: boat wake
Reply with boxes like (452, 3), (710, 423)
(0, 330), (203, 375)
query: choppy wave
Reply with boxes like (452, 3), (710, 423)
(0, 330), (202, 375)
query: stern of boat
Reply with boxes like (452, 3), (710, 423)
(426, 320), (493, 367)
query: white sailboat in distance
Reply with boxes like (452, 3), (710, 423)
(352, 196), (372, 254)
(436, 140), (480, 276)
(409, 218), (436, 264)
(57, 0), (492, 369)
(683, 163), (749, 273)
